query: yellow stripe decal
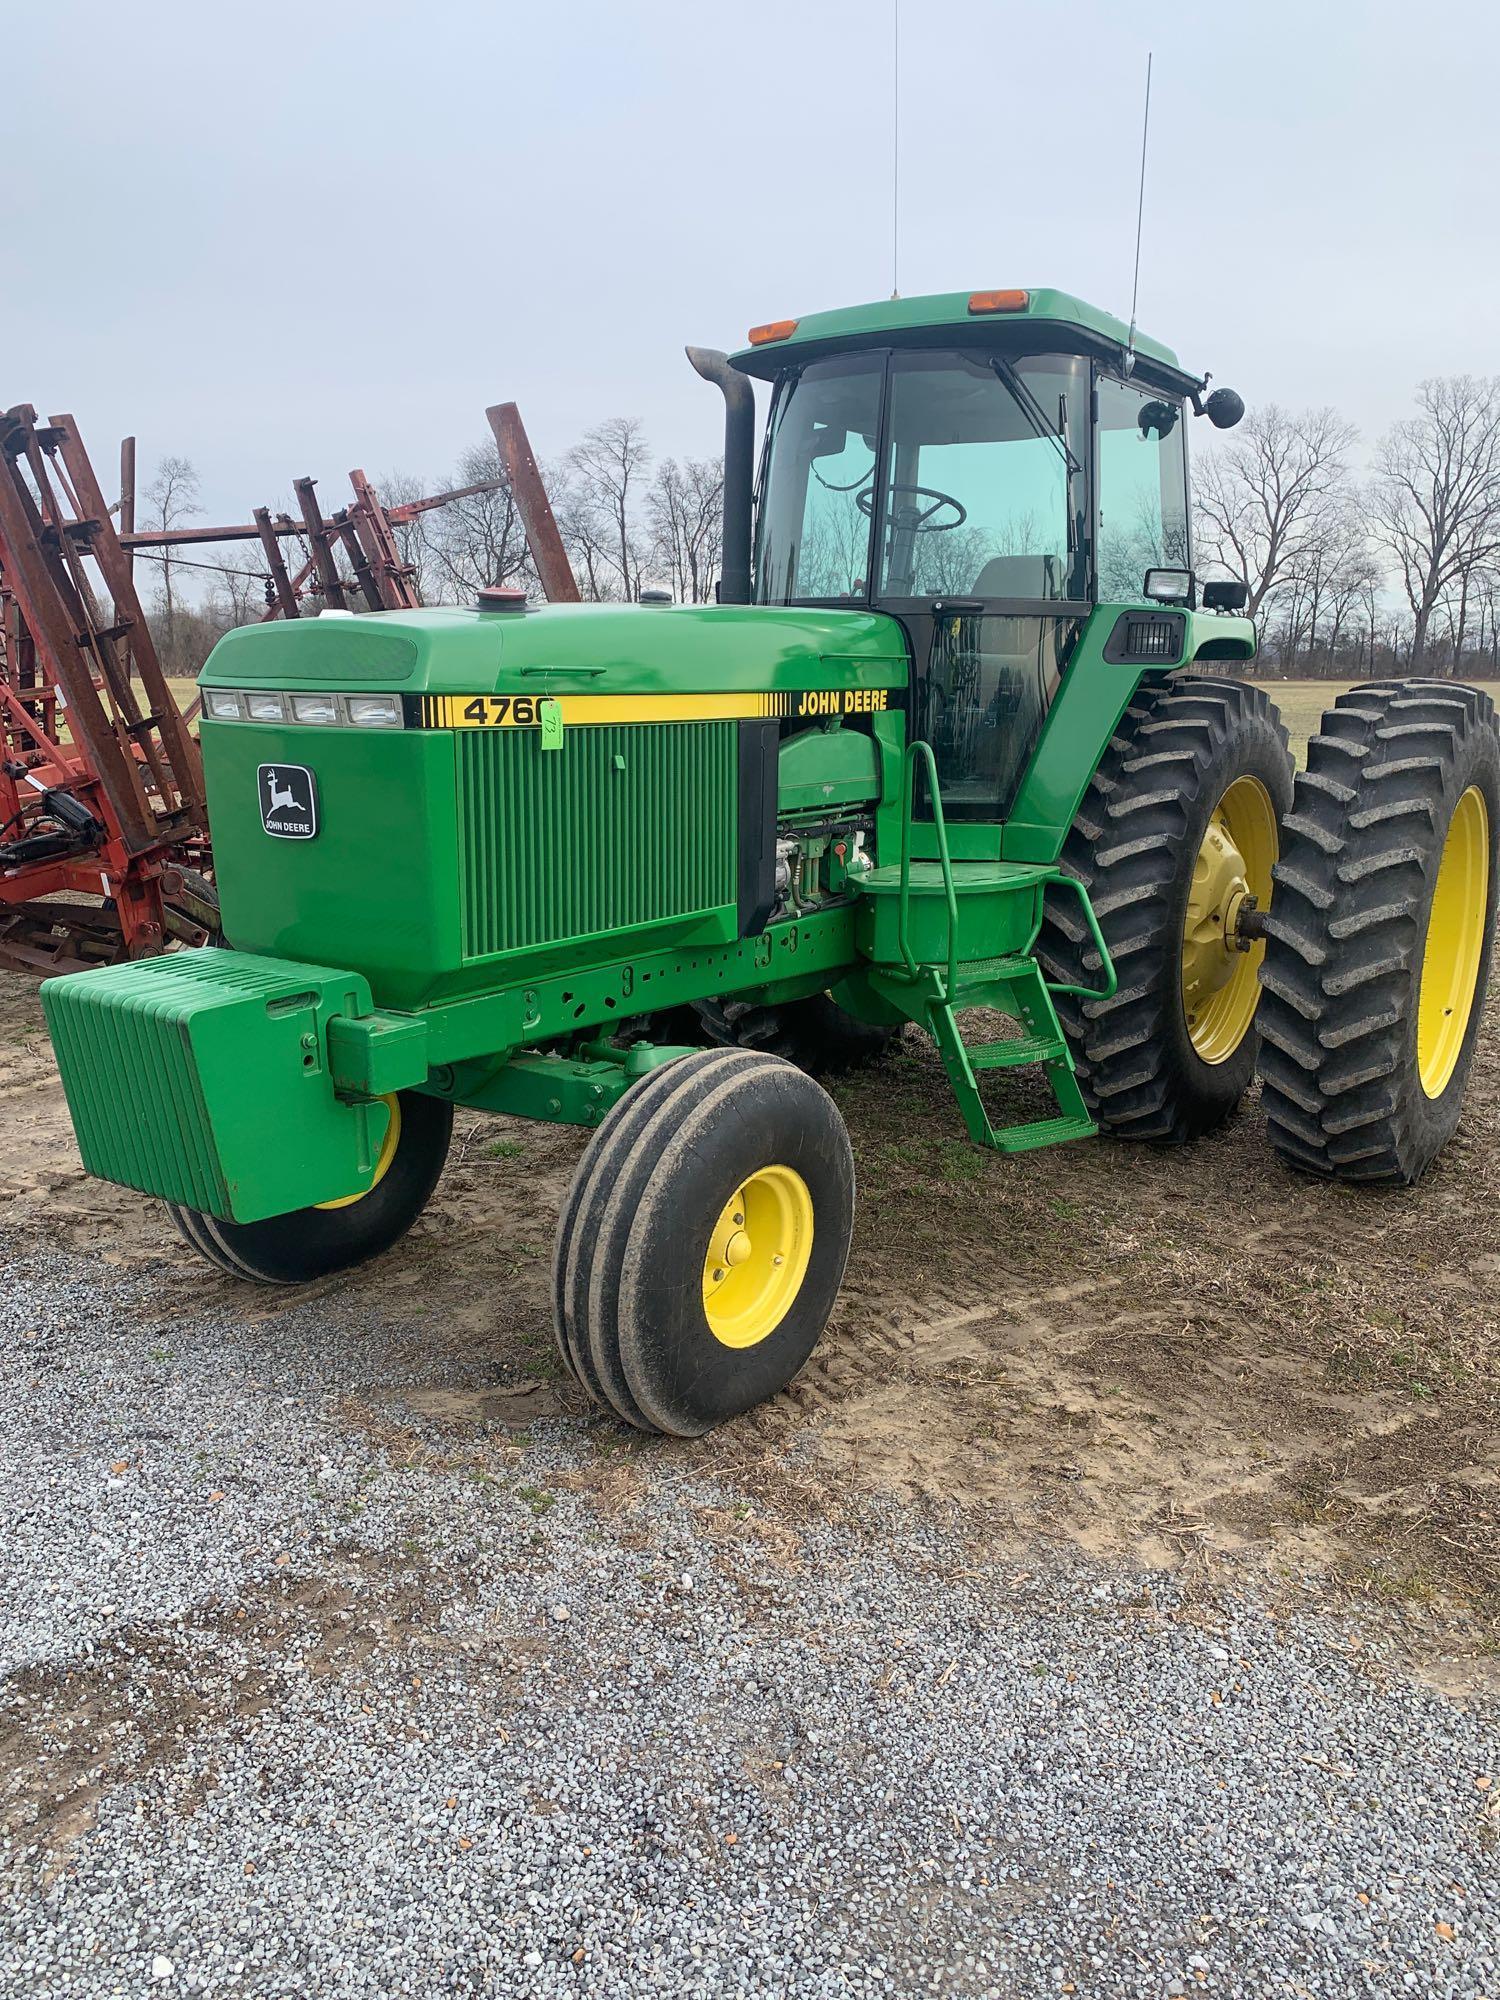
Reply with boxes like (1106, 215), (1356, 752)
(422, 689), (887, 728)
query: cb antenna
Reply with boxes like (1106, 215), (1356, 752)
(890, 0), (901, 297)
(1125, 50), (1153, 374)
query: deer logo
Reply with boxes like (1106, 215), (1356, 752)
(258, 762), (318, 840)
(265, 769), (304, 815)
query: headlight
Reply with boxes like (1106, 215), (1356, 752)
(203, 689), (243, 720)
(292, 694), (338, 725)
(346, 695), (402, 728)
(244, 692), (287, 722)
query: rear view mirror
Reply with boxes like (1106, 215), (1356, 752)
(1143, 568), (1193, 606)
(1137, 399), (1179, 439)
(1202, 578), (1249, 613)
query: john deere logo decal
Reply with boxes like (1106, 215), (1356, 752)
(258, 763), (317, 840)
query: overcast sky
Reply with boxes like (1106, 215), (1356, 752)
(7, 0), (1498, 526)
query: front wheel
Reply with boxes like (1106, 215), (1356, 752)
(169, 1088), (453, 1283)
(556, 1048), (855, 1435)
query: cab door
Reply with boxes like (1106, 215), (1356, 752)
(872, 349), (1092, 827)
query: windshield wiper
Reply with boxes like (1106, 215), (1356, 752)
(989, 357), (1083, 480)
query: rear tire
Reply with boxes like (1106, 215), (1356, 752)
(168, 1089), (452, 1283)
(1259, 679), (1499, 1183)
(1036, 675), (1294, 1143)
(559, 1048), (855, 1436)
(691, 991), (897, 1075)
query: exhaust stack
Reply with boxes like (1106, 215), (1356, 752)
(686, 346), (754, 605)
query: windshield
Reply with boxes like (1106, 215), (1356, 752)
(754, 349), (1090, 605)
(754, 355), (883, 604)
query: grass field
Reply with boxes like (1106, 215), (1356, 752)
(1255, 677), (1500, 767)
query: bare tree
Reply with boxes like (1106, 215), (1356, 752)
(1368, 375), (1500, 670)
(1194, 405), (1360, 623)
(144, 455), (201, 664)
(561, 418), (651, 601)
(422, 443), (534, 600)
(375, 468), (438, 602)
(646, 455), (723, 602)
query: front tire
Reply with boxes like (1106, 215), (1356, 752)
(1037, 675), (1294, 1143)
(169, 1088), (453, 1283)
(1259, 680), (1500, 1183)
(557, 1048), (855, 1436)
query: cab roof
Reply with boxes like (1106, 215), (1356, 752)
(728, 286), (1190, 389)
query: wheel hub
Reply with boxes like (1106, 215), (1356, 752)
(1180, 775), (1278, 1065)
(701, 1166), (814, 1351)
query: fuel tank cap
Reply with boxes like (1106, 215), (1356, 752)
(476, 585), (528, 613)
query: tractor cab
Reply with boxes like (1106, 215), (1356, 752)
(723, 288), (1215, 828)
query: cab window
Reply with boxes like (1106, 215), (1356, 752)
(1095, 377), (1190, 599)
(878, 352), (1087, 601)
(754, 355), (882, 603)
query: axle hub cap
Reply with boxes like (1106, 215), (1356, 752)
(702, 1166), (814, 1350)
(1181, 775), (1278, 1065)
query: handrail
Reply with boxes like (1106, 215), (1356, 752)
(1030, 873), (1120, 1001)
(898, 740), (959, 998)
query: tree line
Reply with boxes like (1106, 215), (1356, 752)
(139, 421), (726, 679)
(1195, 374), (1500, 679)
(139, 373), (1500, 685)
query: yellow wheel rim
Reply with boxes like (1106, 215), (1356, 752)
(1181, 774), (1279, 1065)
(1417, 786), (1490, 1099)
(314, 1094), (401, 1211)
(701, 1165), (814, 1350)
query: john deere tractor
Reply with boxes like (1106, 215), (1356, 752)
(40, 288), (1499, 1435)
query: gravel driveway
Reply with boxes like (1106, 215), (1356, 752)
(2, 1234), (1495, 1999)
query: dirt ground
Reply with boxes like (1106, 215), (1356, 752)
(4, 958), (1496, 1646)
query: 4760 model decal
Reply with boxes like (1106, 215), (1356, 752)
(414, 689), (891, 730)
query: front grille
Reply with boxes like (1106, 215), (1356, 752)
(456, 722), (738, 959)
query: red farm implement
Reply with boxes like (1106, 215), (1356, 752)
(0, 407), (211, 974)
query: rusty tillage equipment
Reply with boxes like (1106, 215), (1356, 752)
(0, 407), (211, 973)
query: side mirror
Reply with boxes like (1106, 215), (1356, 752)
(1137, 399), (1179, 440)
(1201, 578), (1249, 613)
(1143, 567), (1194, 606)
(1204, 387), (1245, 430)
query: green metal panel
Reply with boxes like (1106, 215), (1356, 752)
(455, 721), (738, 959)
(199, 602), (910, 698)
(728, 287), (1185, 380)
(40, 952), (391, 1222)
(777, 724), (880, 814)
(1002, 608), (1257, 864)
(210, 621), (419, 682)
(854, 861), (1050, 969)
(202, 720), (462, 1010)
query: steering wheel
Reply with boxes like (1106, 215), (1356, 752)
(855, 483), (967, 533)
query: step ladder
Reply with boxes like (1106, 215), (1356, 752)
(855, 741), (1118, 1154)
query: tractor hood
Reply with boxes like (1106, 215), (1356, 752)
(200, 601), (909, 698)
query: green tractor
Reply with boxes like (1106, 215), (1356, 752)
(41, 287), (1499, 1435)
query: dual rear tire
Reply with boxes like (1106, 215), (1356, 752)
(1260, 680), (1499, 1183)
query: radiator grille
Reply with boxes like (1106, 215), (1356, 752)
(456, 722), (738, 959)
